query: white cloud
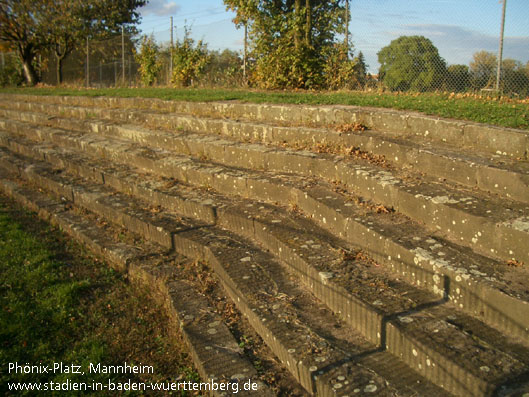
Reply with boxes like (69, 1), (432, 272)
(140, 0), (181, 17)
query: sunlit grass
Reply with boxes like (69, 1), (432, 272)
(1, 86), (528, 129)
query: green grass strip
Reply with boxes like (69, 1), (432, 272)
(1, 87), (528, 130)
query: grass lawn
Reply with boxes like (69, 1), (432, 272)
(1, 86), (528, 130)
(0, 195), (201, 396)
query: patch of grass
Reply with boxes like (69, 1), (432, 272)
(1, 86), (528, 130)
(0, 195), (201, 396)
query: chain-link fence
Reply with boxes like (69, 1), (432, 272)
(1, 1), (528, 97)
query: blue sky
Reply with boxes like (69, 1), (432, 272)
(138, 0), (529, 73)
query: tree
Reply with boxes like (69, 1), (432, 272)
(171, 28), (210, 87)
(203, 49), (243, 87)
(224, 0), (349, 89)
(136, 35), (162, 86)
(501, 59), (529, 96)
(0, 0), (145, 85)
(0, 0), (48, 85)
(469, 50), (496, 89)
(378, 36), (446, 92)
(445, 64), (470, 92)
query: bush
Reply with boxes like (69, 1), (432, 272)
(0, 54), (24, 87)
(171, 28), (210, 87)
(135, 35), (162, 86)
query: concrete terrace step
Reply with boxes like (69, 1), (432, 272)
(1, 110), (528, 270)
(0, 163), (454, 397)
(0, 176), (272, 397)
(1, 93), (527, 160)
(2, 99), (528, 203)
(1, 123), (528, 345)
(2, 141), (529, 396)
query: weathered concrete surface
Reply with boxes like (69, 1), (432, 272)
(1, 125), (528, 345)
(3, 146), (529, 396)
(1, 112), (528, 269)
(1, 94), (529, 396)
(0, 174), (271, 397)
(2, 100), (529, 205)
(1, 94), (527, 159)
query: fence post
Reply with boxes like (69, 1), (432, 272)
(114, 61), (117, 86)
(495, 0), (507, 91)
(122, 26), (126, 85)
(86, 37), (90, 87)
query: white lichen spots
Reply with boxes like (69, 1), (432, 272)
(288, 348), (296, 354)
(319, 272), (333, 284)
(373, 300), (383, 306)
(309, 366), (318, 372)
(431, 196), (459, 204)
(240, 256), (251, 262)
(364, 384), (378, 393)
(354, 389), (361, 393)
(399, 316), (414, 324)
(426, 359), (431, 367)
(337, 376), (346, 381)
(412, 348), (418, 357)
(271, 219), (281, 223)
(426, 238), (437, 244)
(207, 328), (218, 335)
(480, 366), (490, 372)
(242, 275), (250, 280)
(433, 274), (441, 284)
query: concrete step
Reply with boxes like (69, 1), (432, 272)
(2, 143), (529, 396)
(0, 174), (273, 397)
(1, 110), (528, 270)
(2, 99), (529, 203)
(1, 123), (528, 345)
(0, 163), (455, 397)
(1, 93), (527, 160)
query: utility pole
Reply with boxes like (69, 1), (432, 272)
(86, 37), (90, 87)
(345, 0), (349, 59)
(243, 22), (247, 84)
(170, 16), (174, 82)
(122, 26), (126, 85)
(495, 0), (507, 91)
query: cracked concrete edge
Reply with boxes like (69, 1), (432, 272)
(0, 175), (272, 397)
(2, 103), (529, 206)
(1, 129), (528, 343)
(2, 157), (523, 396)
(4, 110), (525, 267)
(1, 93), (527, 159)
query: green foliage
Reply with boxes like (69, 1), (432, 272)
(225, 0), (354, 89)
(0, 0), (146, 85)
(171, 29), (210, 87)
(323, 45), (367, 90)
(0, 54), (24, 87)
(469, 50), (497, 89)
(445, 64), (470, 92)
(202, 49), (243, 87)
(378, 36), (447, 92)
(136, 35), (162, 86)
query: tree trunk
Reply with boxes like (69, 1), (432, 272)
(305, 0), (312, 47)
(294, 0), (302, 49)
(21, 59), (38, 86)
(56, 53), (64, 85)
(19, 45), (38, 86)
